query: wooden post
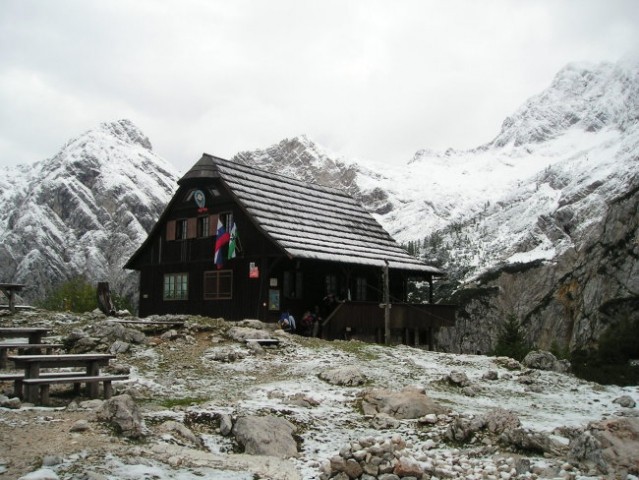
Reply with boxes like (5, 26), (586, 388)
(428, 275), (433, 304)
(383, 260), (390, 345)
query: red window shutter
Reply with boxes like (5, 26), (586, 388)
(166, 220), (176, 241)
(187, 218), (197, 239)
(209, 214), (218, 236)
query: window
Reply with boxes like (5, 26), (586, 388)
(175, 219), (188, 240)
(164, 273), (188, 300)
(325, 274), (337, 296)
(204, 270), (233, 300)
(220, 211), (233, 229)
(197, 216), (210, 237)
(283, 271), (303, 299)
(355, 277), (367, 301)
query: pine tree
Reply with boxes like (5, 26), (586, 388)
(492, 315), (530, 361)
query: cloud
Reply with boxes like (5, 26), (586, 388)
(1, 0), (638, 172)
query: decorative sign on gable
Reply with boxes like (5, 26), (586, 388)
(193, 189), (207, 213)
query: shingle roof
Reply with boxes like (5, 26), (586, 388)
(196, 155), (442, 275)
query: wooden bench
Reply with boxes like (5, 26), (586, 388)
(0, 343), (64, 369)
(21, 375), (129, 405)
(245, 338), (280, 346)
(0, 371), (84, 398)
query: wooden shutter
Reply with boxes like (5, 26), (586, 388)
(166, 220), (176, 241)
(209, 214), (218, 236)
(187, 218), (197, 239)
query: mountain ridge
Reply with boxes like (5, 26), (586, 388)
(1, 57), (637, 355)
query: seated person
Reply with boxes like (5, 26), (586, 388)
(278, 311), (296, 332)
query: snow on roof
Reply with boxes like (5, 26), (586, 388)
(200, 155), (443, 275)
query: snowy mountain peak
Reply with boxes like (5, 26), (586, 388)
(0, 121), (178, 302)
(98, 119), (153, 150)
(490, 57), (639, 149)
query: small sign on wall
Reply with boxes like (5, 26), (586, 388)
(268, 289), (280, 311)
(269, 277), (278, 287)
(249, 262), (259, 278)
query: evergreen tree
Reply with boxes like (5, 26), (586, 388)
(492, 315), (530, 361)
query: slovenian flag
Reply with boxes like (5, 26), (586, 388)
(214, 218), (230, 269)
(228, 221), (239, 259)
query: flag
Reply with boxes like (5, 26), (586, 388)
(228, 221), (239, 259)
(214, 218), (230, 269)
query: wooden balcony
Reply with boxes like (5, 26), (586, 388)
(320, 301), (456, 348)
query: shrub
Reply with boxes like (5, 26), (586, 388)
(38, 276), (98, 313)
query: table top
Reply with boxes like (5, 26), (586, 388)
(0, 283), (26, 290)
(0, 327), (50, 334)
(8, 353), (115, 362)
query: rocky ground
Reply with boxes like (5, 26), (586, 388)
(1, 309), (638, 480)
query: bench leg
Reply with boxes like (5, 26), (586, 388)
(40, 384), (50, 405)
(14, 379), (23, 399)
(103, 380), (113, 399)
(73, 382), (82, 396)
(25, 384), (39, 404)
(0, 349), (7, 369)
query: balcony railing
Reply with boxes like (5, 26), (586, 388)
(320, 301), (456, 347)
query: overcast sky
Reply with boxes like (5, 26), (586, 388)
(1, 1), (638, 173)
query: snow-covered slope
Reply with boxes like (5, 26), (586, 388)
(233, 56), (639, 352)
(235, 57), (639, 280)
(0, 119), (178, 302)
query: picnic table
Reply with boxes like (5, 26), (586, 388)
(0, 327), (61, 369)
(0, 327), (50, 344)
(8, 353), (118, 404)
(0, 283), (26, 313)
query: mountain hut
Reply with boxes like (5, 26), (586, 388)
(124, 155), (455, 347)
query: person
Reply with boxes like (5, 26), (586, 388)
(300, 310), (314, 336)
(279, 311), (296, 333)
(312, 305), (321, 337)
(321, 293), (339, 319)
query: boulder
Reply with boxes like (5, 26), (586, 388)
(482, 408), (521, 434)
(227, 326), (273, 342)
(0, 395), (21, 409)
(232, 415), (298, 458)
(360, 387), (445, 419)
(447, 370), (471, 387)
(569, 417), (639, 476)
(97, 394), (145, 439)
(319, 366), (367, 386)
(522, 350), (569, 372)
(158, 420), (203, 448)
(500, 427), (566, 456)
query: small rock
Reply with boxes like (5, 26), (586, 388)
(70, 419), (91, 432)
(483, 370), (499, 380)
(18, 468), (59, 480)
(612, 395), (636, 408)
(219, 414), (233, 436)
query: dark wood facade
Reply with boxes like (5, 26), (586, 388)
(125, 155), (455, 343)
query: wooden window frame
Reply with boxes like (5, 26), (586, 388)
(204, 270), (233, 300)
(163, 273), (188, 300)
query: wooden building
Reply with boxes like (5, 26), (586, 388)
(125, 154), (455, 347)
